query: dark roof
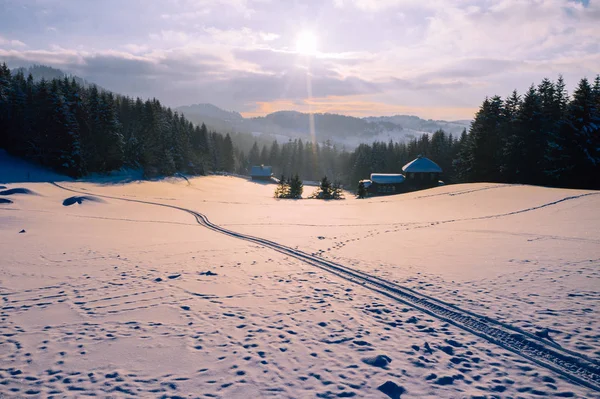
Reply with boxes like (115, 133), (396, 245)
(250, 165), (272, 177)
(402, 156), (442, 173)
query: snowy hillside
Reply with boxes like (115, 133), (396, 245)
(1, 152), (599, 398)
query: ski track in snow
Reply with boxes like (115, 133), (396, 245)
(50, 182), (600, 392)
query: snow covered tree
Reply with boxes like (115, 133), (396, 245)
(274, 175), (290, 198)
(310, 176), (344, 199)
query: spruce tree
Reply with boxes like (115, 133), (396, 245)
(222, 134), (235, 172)
(248, 141), (260, 166)
(274, 174), (289, 198)
(289, 174), (303, 199)
(259, 144), (269, 166)
(500, 90), (522, 182)
(268, 140), (280, 166)
(518, 85), (544, 184)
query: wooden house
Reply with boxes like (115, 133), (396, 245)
(250, 165), (273, 181)
(401, 156), (443, 188)
(366, 173), (406, 195)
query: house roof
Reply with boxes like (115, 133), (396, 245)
(250, 165), (272, 177)
(402, 156), (442, 173)
(370, 173), (405, 184)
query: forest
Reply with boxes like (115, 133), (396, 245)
(0, 64), (235, 177)
(1, 63), (599, 190)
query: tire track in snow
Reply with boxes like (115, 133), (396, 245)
(51, 182), (600, 392)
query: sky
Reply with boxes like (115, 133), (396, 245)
(0, 0), (598, 121)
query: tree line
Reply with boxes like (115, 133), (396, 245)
(0, 63), (236, 177)
(241, 75), (599, 190)
(456, 76), (599, 189)
(1, 63), (598, 191)
(240, 128), (464, 185)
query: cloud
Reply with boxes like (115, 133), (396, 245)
(0, 36), (26, 48)
(1, 0), (599, 120)
(333, 0), (431, 11)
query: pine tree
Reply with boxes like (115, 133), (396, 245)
(310, 176), (343, 199)
(331, 180), (344, 200)
(259, 144), (269, 166)
(501, 90), (522, 181)
(593, 75), (600, 111)
(0, 63), (12, 149)
(517, 85), (544, 184)
(555, 75), (569, 117)
(554, 78), (600, 188)
(268, 140), (280, 166)
(319, 176), (332, 198)
(463, 96), (505, 182)
(222, 133), (235, 172)
(248, 141), (260, 166)
(274, 174), (290, 198)
(97, 91), (124, 172)
(47, 79), (83, 176)
(289, 174), (303, 199)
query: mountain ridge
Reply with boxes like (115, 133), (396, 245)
(176, 103), (472, 148)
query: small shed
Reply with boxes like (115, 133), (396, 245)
(250, 165), (273, 181)
(402, 156), (442, 187)
(368, 173), (406, 195)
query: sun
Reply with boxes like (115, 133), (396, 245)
(296, 31), (318, 55)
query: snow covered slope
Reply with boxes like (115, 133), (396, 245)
(1, 156), (599, 398)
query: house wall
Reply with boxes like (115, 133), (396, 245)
(368, 182), (406, 195)
(404, 172), (441, 188)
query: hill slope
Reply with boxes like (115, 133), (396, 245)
(1, 151), (598, 397)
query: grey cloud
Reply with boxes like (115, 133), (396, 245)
(387, 77), (469, 91)
(2, 46), (480, 112)
(1, 48), (381, 109)
(417, 58), (523, 81)
(193, 70), (382, 104)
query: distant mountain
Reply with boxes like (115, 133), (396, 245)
(176, 104), (471, 148)
(176, 103), (244, 123)
(365, 115), (471, 137)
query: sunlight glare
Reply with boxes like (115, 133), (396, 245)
(296, 31), (318, 55)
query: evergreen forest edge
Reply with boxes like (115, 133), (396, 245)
(1, 63), (598, 191)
